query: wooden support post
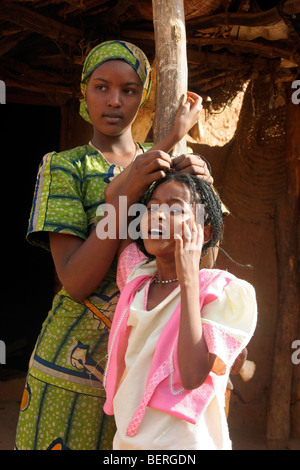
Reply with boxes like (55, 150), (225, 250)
(152, 0), (187, 156)
(266, 86), (300, 449)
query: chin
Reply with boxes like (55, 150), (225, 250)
(143, 238), (174, 258)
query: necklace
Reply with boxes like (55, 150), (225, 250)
(153, 274), (178, 284)
(88, 140), (140, 166)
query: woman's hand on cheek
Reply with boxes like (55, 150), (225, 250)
(174, 220), (203, 285)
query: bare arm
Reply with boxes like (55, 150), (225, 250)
(175, 221), (225, 389)
(50, 151), (172, 301)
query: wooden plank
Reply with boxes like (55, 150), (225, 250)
(0, 3), (81, 46)
(188, 37), (300, 66)
(186, 0), (300, 30)
(152, 0), (187, 156)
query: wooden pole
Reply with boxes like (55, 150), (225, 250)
(266, 86), (300, 449)
(152, 0), (187, 156)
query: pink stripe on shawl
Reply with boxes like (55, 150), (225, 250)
(117, 243), (146, 291)
(203, 323), (242, 365)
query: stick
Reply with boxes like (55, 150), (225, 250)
(152, 0), (187, 156)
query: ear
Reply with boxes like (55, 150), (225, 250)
(204, 224), (212, 244)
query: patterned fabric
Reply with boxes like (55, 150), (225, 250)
(126, 361), (170, 437)
(203, 323), (243, 365)
(16, 143), (144, 450)
(15, 376), (115, 450)
(80, 40), (152, 124)
(117, 242), (146, 291)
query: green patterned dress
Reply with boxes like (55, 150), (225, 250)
(15, 143), (150, 450)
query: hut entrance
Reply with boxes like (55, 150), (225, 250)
(0, 102), (60, 376)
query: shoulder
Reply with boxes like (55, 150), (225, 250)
(127, 258), (157, 283)
(200, 269), (257, 338)
(200, 268), (255, 296)
(44, 144), (96, 166)
(39, 145), (104, 182)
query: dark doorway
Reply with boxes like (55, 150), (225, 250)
(0, 102), (61, 376)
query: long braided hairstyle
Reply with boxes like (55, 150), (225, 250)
(135, 171), (224, 263)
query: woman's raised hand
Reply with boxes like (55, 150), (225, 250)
(173, 91), (203, 140)
(174, 219), (204, 286)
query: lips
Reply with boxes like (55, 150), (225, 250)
(102, 112), (122, 122)
(148, 227), (165, 238)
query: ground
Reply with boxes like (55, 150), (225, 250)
(0, 374), (269, 450)
(2, 374), (300, 450)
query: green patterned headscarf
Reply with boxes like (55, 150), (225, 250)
(79, 40), (152, 124)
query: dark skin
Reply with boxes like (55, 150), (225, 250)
(50, 59), (212, 302)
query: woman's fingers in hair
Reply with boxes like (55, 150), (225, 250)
(172, 154), (214, 184)
(136, 150), (172, 175)
(130, 150), (172, 188)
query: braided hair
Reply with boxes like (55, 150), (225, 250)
(135, 171), (224, 262)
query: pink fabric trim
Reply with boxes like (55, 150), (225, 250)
(203, 323), (242, 365)
(126, 361), (170, 437)
(103, 274), (151, 416)
(117, 243), (146, 291)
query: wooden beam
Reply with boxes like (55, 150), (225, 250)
(186, 0), (300, 30)
(152, 0), (187, 156)
(188, 37), (300, 66)
(187, 47), (275, 70)
(0, 3), (81, 46)
(59, 0), (112, 16)
(0, 58), (79, 102)
(266, 84), (300, 450)
(0, 31), (31, 56)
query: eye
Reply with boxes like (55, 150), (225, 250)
(169, 208), (182, 215)
(169, 205), (184, 216)
(123, 87), (137, 95)
(147, 205), (158, 213)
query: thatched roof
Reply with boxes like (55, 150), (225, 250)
(1, 0), (300, 107)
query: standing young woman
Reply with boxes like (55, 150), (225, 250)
(104, 172), (257, 450)
(15, 40), (211, 450)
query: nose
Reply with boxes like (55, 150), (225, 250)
(150, 206), (168, 220)
(157, 209), (167, 220)
(107, 89), (121, 107)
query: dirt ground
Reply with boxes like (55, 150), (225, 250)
(0, 374), (269, 451)
(0, 375), (25, 450)
(2, 374), (300, 451)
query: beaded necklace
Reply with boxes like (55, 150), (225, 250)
(153, 274), (178, 284)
